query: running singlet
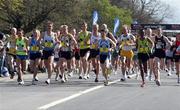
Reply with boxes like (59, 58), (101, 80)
(79, 31), (90, 49)
(90, 33), (101, 49)
(16, 38), (27, 55)
(137, 38), (150, 53)
(29, 38), (40, 53)
(175, 40), (180, 55)
(60, 35), (72, 51)
(154, 36), (166, 50)
(7, 36), (16, 55)
(118, 34), (134, 51)
(99, 38), (110, 55)
(43, 32), (55, 51)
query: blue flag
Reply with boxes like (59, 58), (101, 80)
(93, 11), (98, 25)
(113, 18), (120, 36)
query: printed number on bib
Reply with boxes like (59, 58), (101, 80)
(45, 42), (53, 48)
(100, 47), (108, 53)
(31, 46), (39, 51)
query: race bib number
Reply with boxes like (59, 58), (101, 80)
(100, 47), (108, 53)
(61, 42), (66, 47)
(139, 48), (148, 52)
(156, 42), (162, 49)
(92, 44), (96, 49)
(31, 46), (39, 51)
(45, 42), (53, 48)
(9, 48), (16, 54)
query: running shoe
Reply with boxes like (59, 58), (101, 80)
(83, 74), (88, 80)
(155, 80), (161, 86)
(18, 80), (24, 85)
(95, 78), (99, 82)
(167, 71), (172, 76)
(68, 71), (73, 77)
(79, 76), (82, 79)
(104, 80), (109, 86)
(149, 75), (152, 81)
(32, 79), (37, 85)
(45, 79), (50, 84)
(140, 81), (145, 87)
(177, 73), (180, 84)
(34, 77), (39, 81)
(120, 78), (126, 82)
(87, 74), (90, 79)
(61, 78), (66, 83)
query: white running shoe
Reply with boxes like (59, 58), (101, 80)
(18, 80), (24, 85)
(87, 74), (90, 79)
(45, 79), (50, 84)
(149, 75), (152, 81)
(145, 74), (149, 80)
(167, 71), (172, 76)
(61, 78), (66, 83)
(68, 71), (73, 77)
(84, 74), (88, 80)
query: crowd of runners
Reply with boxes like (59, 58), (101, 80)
(0, 21), (179, 87)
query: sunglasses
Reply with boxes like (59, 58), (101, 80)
(100, 30), (105, 32)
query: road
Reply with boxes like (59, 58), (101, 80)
(0, 70), (180, 110)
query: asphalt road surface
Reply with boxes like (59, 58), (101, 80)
(0, 70), (180, 110)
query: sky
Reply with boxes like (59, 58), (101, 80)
(160, 0), (180, 24)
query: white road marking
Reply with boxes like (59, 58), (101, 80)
(38, 79), (120, 110)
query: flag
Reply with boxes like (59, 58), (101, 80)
(113, 18), (120, 36)
(93, 11), (98, 25)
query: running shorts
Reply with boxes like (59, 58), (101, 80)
(138, 53), (149, 63)
(88, 49), (99, 60)
(59, 51), (72, 60)
(99, 54), (108, 64)
(42, 50), (54, 60)
(75, 51), (80, 60)
(29, 52), (41, 60)
(173, 54), (179, 62)
(120, 50), (134, 59)
(153, 49), (166, 59)
(80, 48), (90, 58)
(16, 55), (28, 60)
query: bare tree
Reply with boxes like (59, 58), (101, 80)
(110, 0), (172, 24)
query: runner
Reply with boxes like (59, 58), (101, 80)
(6, 28), (18, 79)
(99, 28), (116, 86)
(54, 25), (64, 81)
(58, 25), (77, 83)
(118, 25), (135, 81)
(71, 28), (80, 75)
(54, 39), (61, 81)
(172, 33), (180, 83)
(78, 22), (91, 79)
(145, 28), (155, 81)
(165, 38), (173, 76)
(101, 24), (117, 75)
(29, 29), (41, 85)
(136, 29), (153, 87)
(101, 24), (116, 42)
(89, 24), (101, 82)
(153, 27), (171, 86)
(16, 29), (29, 85)
(41, 21), (56, 84)
(70, 28), (77, 76)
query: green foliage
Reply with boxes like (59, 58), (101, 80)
(0, 0), (132, 34)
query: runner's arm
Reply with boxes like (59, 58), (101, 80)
(108, 38), (116, 48)
(147, 37), (154, 49)
(108, 32), (117, 44)
(164, 36), (171, 47)
(69, 34), (77, 45)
